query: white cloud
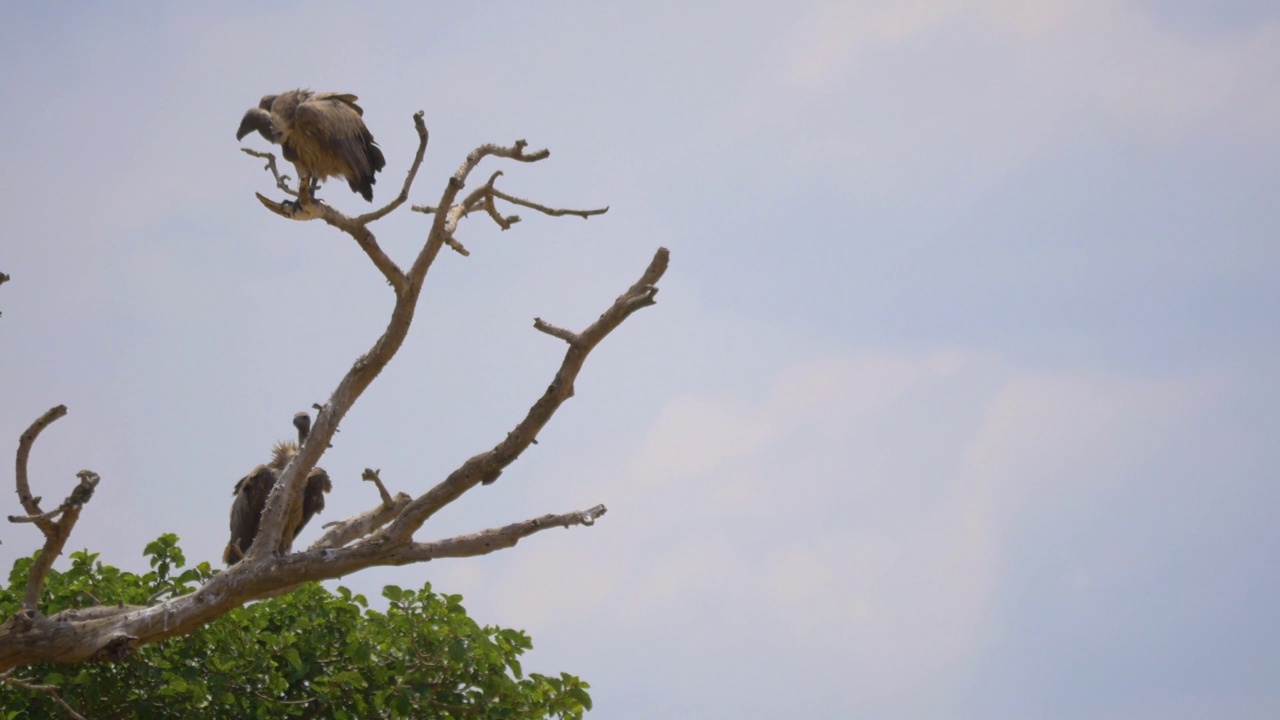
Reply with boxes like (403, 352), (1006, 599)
(729, 0), (1280, 203)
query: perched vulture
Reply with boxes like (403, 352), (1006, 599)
(236, 89), (386, 202)
(223, 412), (333, 566)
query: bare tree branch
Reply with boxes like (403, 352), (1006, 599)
(411, 168), (608, 236)
(14, 405), (67, 533)
(310, 468), (407, 550)
(357, 111), (429, 225)
(240, 148), (297, 196)
(363, 468), (393, 506)
(490, 183), (609, 221)
(0, 669), (89, 720)
(311, 491), (411, 551)
(18, 471), (100, 612)
(390, 505), (608, 563)
(8, 506), (70, 524)
(379, 247), (668, 544)
(532, 318), (578, 344)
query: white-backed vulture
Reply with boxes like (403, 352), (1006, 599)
(223, 412), (333, 565)
(236, 89), (386, 202)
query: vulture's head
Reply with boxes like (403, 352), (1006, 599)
(236, 107), (278, 143)
(293, 412), (312, 444)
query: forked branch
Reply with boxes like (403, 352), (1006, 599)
(412, 169), (608, 235)
(12, 406), (102, 612)
(0, 670), (88, 720)
(240, 148), (297, 196)
(380, 247), (668, 543)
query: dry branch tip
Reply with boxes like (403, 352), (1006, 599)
(240, 147), (297, 195)
(533, 318), (578, 344)
(362, 468), (394, 506)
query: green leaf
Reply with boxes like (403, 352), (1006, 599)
(568, 686), (593, 710)
(2, 534), (592, 718)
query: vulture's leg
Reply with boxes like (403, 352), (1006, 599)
(281, 174), (313, 216)
(303, 176), (322, 205)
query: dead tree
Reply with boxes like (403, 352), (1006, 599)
(0, 109), (665, 672)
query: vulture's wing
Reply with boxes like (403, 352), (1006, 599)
(294, 94), (385, 193)
(224, 465), (276, 565)
(298, 468), (333, 533)
(317, 93), (363, 115)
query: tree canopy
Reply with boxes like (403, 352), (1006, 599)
(0, 535), (591, 719)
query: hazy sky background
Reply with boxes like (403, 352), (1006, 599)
(2, 1), (1278, 717)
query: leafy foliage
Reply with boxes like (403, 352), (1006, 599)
(0, 536), (591, 719)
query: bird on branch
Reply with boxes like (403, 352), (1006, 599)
(224, 412), (333, 565)
(236, 89), (386, 204)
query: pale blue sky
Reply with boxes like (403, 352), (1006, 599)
(2, 2), (1278, 718)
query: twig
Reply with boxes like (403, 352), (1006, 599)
(411, 168), (607, 239)
(443, 236), (470, 256)
(491, 186), (608, 220)
(391, 505), (608, 562)
(8, 506), (68, 524)
(311, 491), (412, 551)
(357, 112), (429, 225)
(532, 318), (578, 344)
(362, 468), (393, 506)
(0, 670), (89, 720)
(240, 148), (297, 196)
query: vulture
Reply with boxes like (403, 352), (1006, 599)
(236, 89), (386, 202)
(223, 412), (333, 566)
